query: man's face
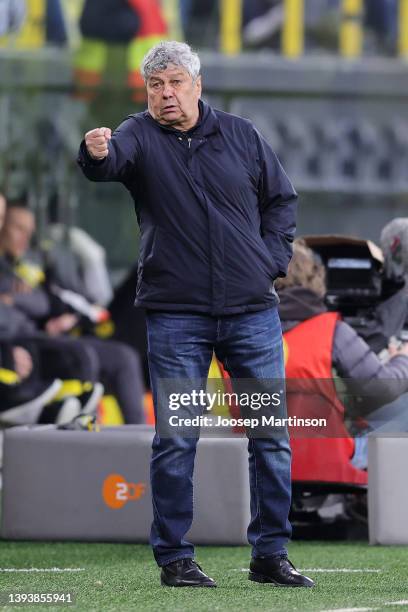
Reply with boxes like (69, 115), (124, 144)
(146, 64), (202, 131)
(0, 207), (35, 259)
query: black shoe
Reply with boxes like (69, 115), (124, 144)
(161, 558), (217, 587)
(249, 556), (315, 587)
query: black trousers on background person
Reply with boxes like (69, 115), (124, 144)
(0, 333), (145, 423)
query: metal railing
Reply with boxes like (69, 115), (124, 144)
(221, 0), (408, 58)
(2, 0), (408, 59)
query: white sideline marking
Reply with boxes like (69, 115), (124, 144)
(322, 608), (377, 612)
(235, 568), (382, 573)
(300, 568), (382, 573)
(321, 602), (408, 612)
(0, 567), (85, 573)
(323, 599), (408, 612)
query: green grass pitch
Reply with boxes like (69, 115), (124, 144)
(0, 541), (407, 611)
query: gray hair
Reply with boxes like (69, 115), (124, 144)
(380, 217), (408, 280)
(141, 41), (201, 82)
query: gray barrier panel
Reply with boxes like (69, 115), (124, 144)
(368, 433), (408, 545)
(1, 425), (250, 545)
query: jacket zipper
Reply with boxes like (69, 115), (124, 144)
(188, 137), (192, 149)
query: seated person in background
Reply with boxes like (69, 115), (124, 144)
(275, 239), (408, 468)
(44, 194), (149, 387)
(0, 193), (102, 418)
(0, 325), (103, 419)
(0, 199), (145, 424)
(0, 337), (64, 421)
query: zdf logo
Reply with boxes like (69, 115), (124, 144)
(102, 473), (147, 509)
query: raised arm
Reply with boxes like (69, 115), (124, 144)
(77, 118), (140, 183)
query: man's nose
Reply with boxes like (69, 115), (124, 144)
(162, 83), (175, 98)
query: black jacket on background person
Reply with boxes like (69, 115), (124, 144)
(79, 0), (140, 43)
(77, 100), (297, 315)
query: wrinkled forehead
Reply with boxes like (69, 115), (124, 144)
(148, 64), (192, 82)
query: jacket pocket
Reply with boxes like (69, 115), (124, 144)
(255, 236), (280, 281)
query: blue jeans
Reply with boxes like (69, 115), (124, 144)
(146, 308), (292, 567)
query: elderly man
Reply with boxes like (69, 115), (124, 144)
(78, 41), (314, 589)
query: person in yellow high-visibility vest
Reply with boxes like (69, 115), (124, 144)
(74, 0), (167, 98)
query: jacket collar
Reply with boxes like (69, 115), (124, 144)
(144, 99), (220, 139)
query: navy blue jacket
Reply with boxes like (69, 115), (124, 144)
(77, 100), (297, 315)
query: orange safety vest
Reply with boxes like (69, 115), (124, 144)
(284, 312), (367, 485)
(74, 0), (167, 97)
(126, 0), (167, 91)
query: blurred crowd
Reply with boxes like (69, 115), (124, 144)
(0, 192), (149, 427)
(0, 0), (403, 57)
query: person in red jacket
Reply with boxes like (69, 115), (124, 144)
(276, 239), (408, 474)
(74, 0), (167, 99)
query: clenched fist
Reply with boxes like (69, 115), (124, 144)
(85, 127), (112, 160)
